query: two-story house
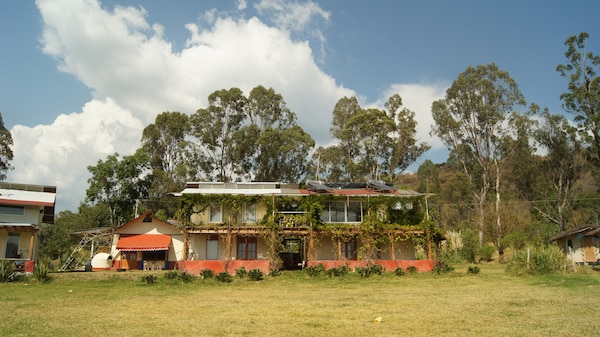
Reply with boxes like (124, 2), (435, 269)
(173, 181), (436, 274)
(0, 182), (56, 273)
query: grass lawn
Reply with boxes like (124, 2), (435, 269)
(1, 264), (599, 336)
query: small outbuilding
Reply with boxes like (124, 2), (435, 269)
(549, 225), (600, 265)
(110, 211), (184, 270)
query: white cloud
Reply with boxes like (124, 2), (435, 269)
(11, 0), (351, 211)
(8, 98), (143, 211)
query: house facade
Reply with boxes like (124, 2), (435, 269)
(109, 211), (184, 270)
(174, 181), (437, 274)
(0, 182), (56, 273)
(549, 225), (600, 264)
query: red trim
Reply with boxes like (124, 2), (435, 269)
(0, 199), (54, 207)
(116, 234), (171, 251)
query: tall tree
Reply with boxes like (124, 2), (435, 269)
(246, 86), (314, 181)
(0, 113), (13, 180)
(85, 150), (151, 226)
(431, 63), (526, 245)
(557, 32), (600, 165)
(190, 88), (248, 182)
(314, 95), (428, 182)
(533, 110), (584, 231)
(141, 111), (190, 214)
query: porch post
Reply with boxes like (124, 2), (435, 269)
(29, 234), (35, 260)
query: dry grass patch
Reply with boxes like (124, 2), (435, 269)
(0, 264), (599, 336)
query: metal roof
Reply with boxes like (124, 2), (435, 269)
(0, 187), (56, 207)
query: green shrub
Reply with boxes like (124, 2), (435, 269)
(215, 272), (233, 283)
(433, 261), (454, 274)
(248, 269), (264, 281)
(200, 269), (214, 279)
(461, 230), (479, 263)
(0, 260), (14, 282)
(164, 270), (180, 279)
(479, 244), (496, 262)
(357, 264), (384, 278)
(468, 265), (481, 274)
(235, 267), (247, 278)
(394, 267), (405, 276)
(406, 265), (418, 274)
(269, 268), (281, 277)
(141, 274), (158, 284)
(179, 271), (194, 283)
(304, 264), (325, 277)
(326, 265), (350, 278)
(11, 273), (29, 283)
(506, 245), (567, 275)
(34, 260), (52, 283)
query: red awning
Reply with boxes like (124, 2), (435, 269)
(116, 234), (171, 251)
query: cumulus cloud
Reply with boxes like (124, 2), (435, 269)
(9, 98), (143, 210)
(9, 0), (351, 211)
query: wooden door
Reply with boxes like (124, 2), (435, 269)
(583, 237), (596, 263)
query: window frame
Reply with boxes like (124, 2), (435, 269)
(209, 205), (223, 223)
(237, 236), (257, 260)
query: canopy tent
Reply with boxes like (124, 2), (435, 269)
(116, 234), (171, 251)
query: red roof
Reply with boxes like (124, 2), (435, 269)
(116, 234), (171, 251)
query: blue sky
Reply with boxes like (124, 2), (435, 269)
(1, 0), (599, 211)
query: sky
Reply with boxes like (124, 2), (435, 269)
(1, 0), (599, 213)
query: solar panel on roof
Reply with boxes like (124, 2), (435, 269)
(306, 180), (331, 192)
(367, 179), (395, 192)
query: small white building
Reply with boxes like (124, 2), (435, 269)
(549, 225), (600, 264)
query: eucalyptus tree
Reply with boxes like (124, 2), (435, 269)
(533, 110), (584, 231)
(431, 63), (527, 246)
(0, 113), (13, 180)
(314, 95), (428, 182)
(141, 111), (191, 213)
(85, 149), (151, 227)
(557, 32), (600, 165)
(190, 88), (248, 182)
(246, 85), (314, 182)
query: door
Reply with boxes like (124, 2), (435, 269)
(207, 235), (219, 260)
(583, 237), (596, 263)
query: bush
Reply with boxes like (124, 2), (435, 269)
(326, 265), (350, 278)
(468, 265), (480, 274)
(406, 265), (418, 274)
(357, 264), (384, 278)
(200, 269), (214, 279)
(179, 271), (195, 283)
(164, 270), (179, 280)
(461, 230), (479, 263)
(141, 274), (158, 284)
(394, 267), (405, 276)
(506, 245), (567, 275)
(34, 260), (52, 283)
(248, 268), (264, 281)
(235, 267), (247, 278)
(215, 272), (233, 283)
(304, 264), (325, 277)
(479, 244), (496, 262)
(0, 260), (14, 282)
(269, 268), (281, 277)
(433, 261), (454, 274)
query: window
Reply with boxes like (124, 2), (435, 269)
(342, 239), (357, 260)
(142, 251), (166, 261)
(209, 205), (222, 223)
(237, 236), (257, 260)
(0, 206), (24, 216)
(320, 201), (362, 223)
(5, 232), (20, 258)
(243, 203), (257, 223)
